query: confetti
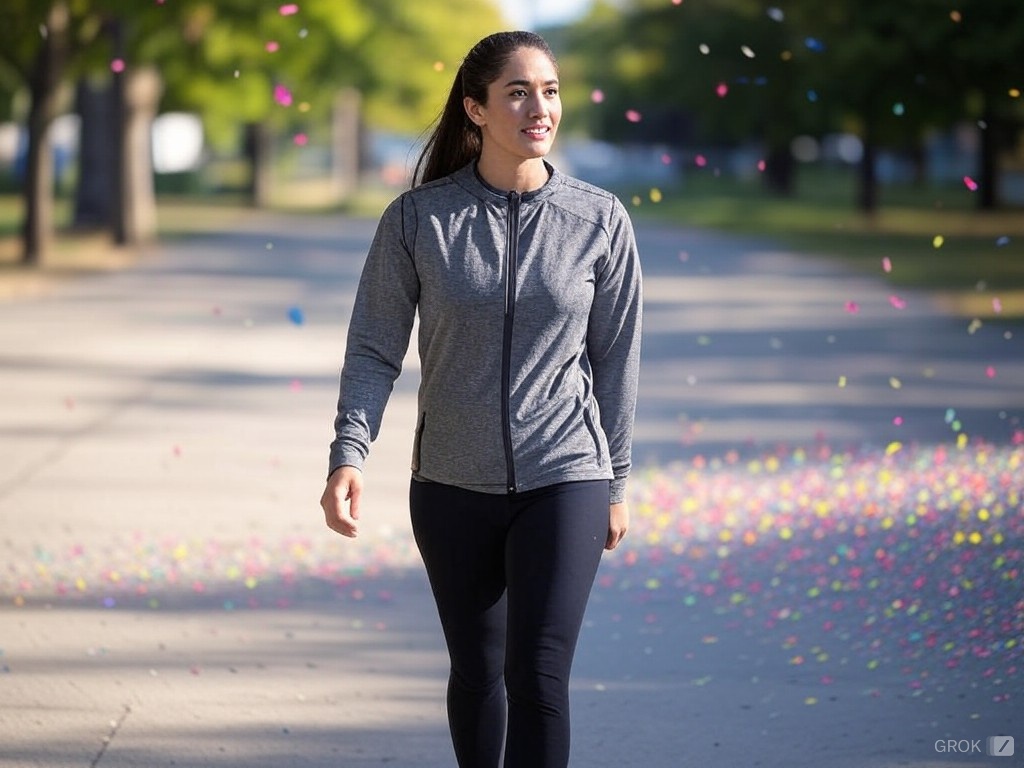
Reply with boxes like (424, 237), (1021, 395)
(265, 41), (280, 53)
(625, 110), (642, 123)
(889, 295), (906, 310)
(287, 306), (305, 325)
(933, 235), (944, 248)
(882, 257), (892, 273)
(715, 82), (729, 98)
(279, 3), (299, 14)
(591, 89), (605, 104)
(963, 176), (979, 192)
(274, 85), (293, 107)
(110, 59), (125, 74)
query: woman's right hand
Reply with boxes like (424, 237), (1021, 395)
(320, 466), (363, 538)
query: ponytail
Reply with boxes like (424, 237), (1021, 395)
(412, 31), (557, 187)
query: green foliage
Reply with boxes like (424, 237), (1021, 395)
(0, 0), (505, 147)
(565, 0), (1024, 151)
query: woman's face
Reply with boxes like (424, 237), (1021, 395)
(465, 46), (562, 167)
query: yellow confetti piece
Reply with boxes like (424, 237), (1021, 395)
(889, 377), (902, 389)
(1010, 88), (1021, 98)
(933, 235), (944, 248)
(838, 375), (847, 388)
(650, 188), (663, 203)
(804, 696), (818, 705)
(885, 441), (902, 456)
(957, 433), (968, 449)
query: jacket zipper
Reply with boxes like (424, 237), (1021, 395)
(501, 191), (521, 493)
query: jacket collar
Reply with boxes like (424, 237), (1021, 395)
(452, 160), (562, 204)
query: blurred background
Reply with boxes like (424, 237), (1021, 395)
(0, 0), (1022, 306)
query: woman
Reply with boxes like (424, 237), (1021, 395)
(320, 30), (642, 768)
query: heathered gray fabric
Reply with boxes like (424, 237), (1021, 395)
(329, 161), (642, 503)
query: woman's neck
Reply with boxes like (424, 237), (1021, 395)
(476, 155), (549, 194)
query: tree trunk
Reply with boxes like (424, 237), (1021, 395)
(73, 79), (118, 229)
(763, 142), (795, 196)
(244, 122), (272, 207)
(120, 66), (162, 244)
(857, 122), (878, 214)
(977, 102), (999, 210)
(332, 88), (362, 199)
(22, 1), (70, 265)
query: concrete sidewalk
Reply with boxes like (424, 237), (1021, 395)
(1, 210), (1021, 767)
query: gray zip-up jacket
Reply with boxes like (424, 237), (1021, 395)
(329, 162), (642, 503)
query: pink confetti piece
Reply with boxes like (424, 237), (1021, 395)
(757, 159), (766, 172)
(293, 133), (308, 146)
(985, 366), (996, 379)
(963, 176), (979, 191)
(889, 295), (906, 310)
(695, 154), (707, 167)
(279, 3), (299, 14)
(882, 257), (892, 273)
(625, 109), (642, 123)
(591, 89), (604, 104)
(110, 58), (125, 74)
(273, 84), (293, 107)
(844, 300), (860, 314)
(715, 82), (729, 98)
(992, 297), (1003, 314)
(265, 41), (280, 53)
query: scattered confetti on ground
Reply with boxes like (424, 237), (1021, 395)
(3, 439), (1019, 705)
(611, 441), (1022, 703)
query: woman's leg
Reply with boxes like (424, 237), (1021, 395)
(410, 480), (508, 768)
(502, 480), (610, 768)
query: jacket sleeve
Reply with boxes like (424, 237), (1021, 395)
(587, 197), (643, 504)
(328, 195), (419, 477)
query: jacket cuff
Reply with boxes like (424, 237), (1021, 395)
(609, 476), (627, 504)
(328, 446), (365, 480)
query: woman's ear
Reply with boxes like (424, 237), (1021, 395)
(464, 96), (486, 127)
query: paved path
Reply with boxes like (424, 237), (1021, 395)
(1, 210), (1021, 767)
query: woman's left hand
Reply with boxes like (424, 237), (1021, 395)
(605, 502), (629, 550)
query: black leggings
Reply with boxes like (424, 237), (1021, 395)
(410, 479), (609, 768)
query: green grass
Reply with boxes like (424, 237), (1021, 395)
(619, 169), (1024, 313)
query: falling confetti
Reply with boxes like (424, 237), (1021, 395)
(274, 84), (293, 107)
(110, 58), (125, 74)
(287, 306), (305, 325)
(933, 235), (944, 248)
(715, 82), (729, 98)
(882, 257), (892, 273)
(963, 176), (979, 192)
(889, 295), (907, 310)
(265, 41), (280, 53)
(625, 109), (643, 123)
(279, 3), (299, 14)
(591, 89), (605, 104)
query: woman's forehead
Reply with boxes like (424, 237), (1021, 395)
(495, 48), (558, 84)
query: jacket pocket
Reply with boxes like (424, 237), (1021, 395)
(581, 402), (604, 459)
(411, 411), (426, 473)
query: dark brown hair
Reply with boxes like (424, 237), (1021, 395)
(412, 31), (557, 187)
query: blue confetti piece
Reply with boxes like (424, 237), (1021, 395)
(288, 306), (305, 326)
